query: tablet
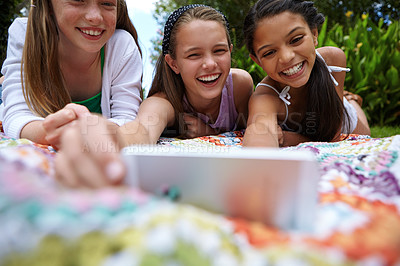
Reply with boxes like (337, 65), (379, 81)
(122, 145), (320, 231)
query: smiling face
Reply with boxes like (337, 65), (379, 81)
(165, 19), (232, 104)
(51, 0), (117, 54)
(250, 11), (319, 89)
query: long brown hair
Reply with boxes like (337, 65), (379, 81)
(22, 0), (141, 117)
(243, 0), (350, 141)
(148, 6), (231, 135)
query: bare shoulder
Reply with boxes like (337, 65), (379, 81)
(231, 68), (254, 92)
(252, 77), (281, 97)
(317, 46), (347, 68)
(231, 68), (253, 110)
(138, 93), (176, 126)
(147, 91), (168, 100)
(139, 93), (174, 114)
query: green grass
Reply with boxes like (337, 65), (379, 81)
(370, 125), (400, 138)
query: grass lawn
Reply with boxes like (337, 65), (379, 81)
(370, 125), (400, 138)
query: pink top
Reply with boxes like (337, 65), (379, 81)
(183, 72), (238, 131)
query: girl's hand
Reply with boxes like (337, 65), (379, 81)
(280, 131), (310, 147)
(242, 93), (281, 147)
(43, 103), (90, 149)
(54, 115), (126, 188)
(183, 113), (217, 138)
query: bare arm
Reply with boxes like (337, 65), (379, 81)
(118, 95), (175, 145)
(243, 93), (281, 147)
(19, 103), (91, 146)
(231, 68), (254, 128)
(281, 131), (311, 146)
(20, 121), (48, 144)
(54, 95), (175, 188)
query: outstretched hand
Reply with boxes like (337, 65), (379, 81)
(54, 114), (126, 188)
(43, 103), (90, 149)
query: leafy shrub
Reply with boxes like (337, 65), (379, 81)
(318, 15), (400, 126)
(314, 0), (399, 30)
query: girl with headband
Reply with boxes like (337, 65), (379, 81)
(242, 0), (370, 147)
(0, 0), (142, 148)
(144, 4), (253, 139)
(53, 5), (253, 187)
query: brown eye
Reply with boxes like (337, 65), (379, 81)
(102, 1), (115, 6)
(262, 50), (275, 58)
(291, 36), (304, 44)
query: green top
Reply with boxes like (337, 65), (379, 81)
(73, 92), (102, 114)
(72, 46), (104, 114)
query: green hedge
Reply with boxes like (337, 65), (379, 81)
(232, 16), (400, 126)
(318, 15), (400, 126)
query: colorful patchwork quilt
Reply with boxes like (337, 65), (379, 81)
(0, 131), (399, 266)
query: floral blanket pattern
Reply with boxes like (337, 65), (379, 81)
(0, 131), (399, 266)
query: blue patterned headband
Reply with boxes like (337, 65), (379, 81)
(162, 4), (229, 55)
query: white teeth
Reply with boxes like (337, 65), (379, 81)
(198, 74), (220, 82)
(81, 29), (102, 36)
(282, 62), (303, 76)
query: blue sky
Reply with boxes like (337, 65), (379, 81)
(126, 0), (159, 94)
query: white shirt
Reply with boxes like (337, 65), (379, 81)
(1, 17), (142, 139)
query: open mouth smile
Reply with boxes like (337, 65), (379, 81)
(197, 74), (221, 84)
(78, 28), (104, 39)
(281, 62), (304, 76)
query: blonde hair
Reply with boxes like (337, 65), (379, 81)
(22, 0), (141, 117)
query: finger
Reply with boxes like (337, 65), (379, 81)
(45, 125), (69, 148)
(73, 152), (110, 188)
(72, 117), (125, 185)
(59, 124), (110, 188)
(185, 131), (196, 139)
(183, 115), (197, 127)
(79, 114), (119, 137)
(54, 151), (80, 188)
(44, 109), (79, 148)
(104, 158), (126, 185)
(64, 103), (90, 118)
(183, 122), (196, 138)
(43, 109), (77, 133)
(82, 121), (125, 184)
(54, 123), (89, 187)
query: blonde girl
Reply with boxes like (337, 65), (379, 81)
(0, 0), (142, 147)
